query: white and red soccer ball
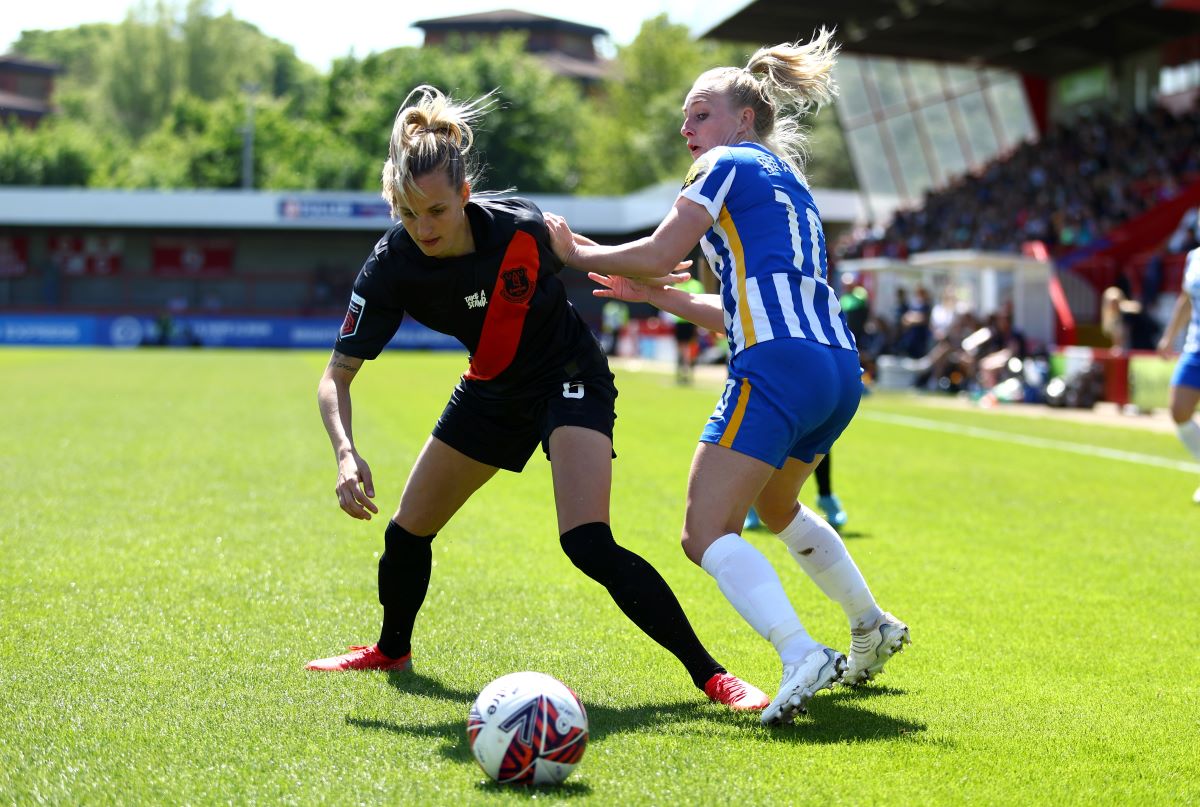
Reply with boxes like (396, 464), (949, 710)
(467, 671), (588, 786)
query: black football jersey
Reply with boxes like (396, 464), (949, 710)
(334, 196), (605, 399)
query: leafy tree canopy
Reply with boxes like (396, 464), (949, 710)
(2, 8), (856, 193)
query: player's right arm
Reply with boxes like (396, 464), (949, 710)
(318, 350), (380, 520)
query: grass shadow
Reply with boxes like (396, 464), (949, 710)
(762, 686), (926, 743)
(837, 529), (870, 540)
(348, 672), (926, 756)
(471, 779), (592, 798)
(831, 684), (908, 699)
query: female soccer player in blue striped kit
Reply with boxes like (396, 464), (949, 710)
(1158, 242), (1200, 502)
(544, 31), (910, 725)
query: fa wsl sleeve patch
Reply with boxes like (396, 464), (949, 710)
(340, 291), (366, 338)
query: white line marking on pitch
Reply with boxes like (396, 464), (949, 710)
(860, 411), (1200, 474)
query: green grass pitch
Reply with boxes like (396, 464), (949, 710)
(1, 348), (1198, 805)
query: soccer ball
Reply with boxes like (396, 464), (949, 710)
(467, 671), (588, 786)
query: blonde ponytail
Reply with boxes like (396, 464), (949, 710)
(380, 85), (496, 216)
(694, 29), (840, 178)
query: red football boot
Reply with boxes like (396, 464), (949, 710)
(704, 672), (770, 711)
(305, 644), (412, 672)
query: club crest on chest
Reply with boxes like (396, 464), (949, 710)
(500, 267), (534, 304)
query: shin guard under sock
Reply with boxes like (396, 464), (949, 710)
(377, 520), (435, 659)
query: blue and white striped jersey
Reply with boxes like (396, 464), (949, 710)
(1184, 247), (1200, 354)
(679, 142), (855, 358)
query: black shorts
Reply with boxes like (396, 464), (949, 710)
(674, 321), (697, 342)
(432, 369), (618, 472)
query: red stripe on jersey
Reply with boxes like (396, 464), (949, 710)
(464, 229), (540, 381)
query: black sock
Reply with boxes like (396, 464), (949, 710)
(560, 522), (724, 690)
(816, 453), (833, 497)
(376, 520), (435, 659)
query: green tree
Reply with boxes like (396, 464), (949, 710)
(324, 34), (585, 194)
(3, 7), (854, 193)
(12, 0), (318, 144)
(0, 120), (118, 185)
(103, 1), (181, 140)
(576, 16), (746, 194)
(577, 16), (857, 193)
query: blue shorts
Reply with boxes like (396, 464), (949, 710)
(1171, 350), (1200, 391)
(701, 338), (863, 468)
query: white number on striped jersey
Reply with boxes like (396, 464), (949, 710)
(806, 207), (827, 282)
(714, 378), (736, 419)
(773, 189), (827, 282)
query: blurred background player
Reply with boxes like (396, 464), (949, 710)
(1157, 241), (1200, 502)
(599, 298), (629, 355)
(305, 85), (768, 713)
(668, 275), (706, 383)
(545, 31), (909, 726)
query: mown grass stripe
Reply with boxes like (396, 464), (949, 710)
(861, 410), (1200, 474)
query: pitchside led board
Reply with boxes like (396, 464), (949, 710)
(0, 313), (459, 350)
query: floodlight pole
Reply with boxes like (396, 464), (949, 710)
(241, 83), (260, 190)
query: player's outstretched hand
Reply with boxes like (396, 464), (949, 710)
(336, 450), (379, 520)
(588, 270), (692, 304)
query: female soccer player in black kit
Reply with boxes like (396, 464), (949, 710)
(304, 86), (767, 711)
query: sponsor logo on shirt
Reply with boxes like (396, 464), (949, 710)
(682, 155), (710, 190)
(465, 289), (489, 309)
(340, 291), (365, 338)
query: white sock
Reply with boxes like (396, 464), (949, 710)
(1178, 419), (1200, 462)
(777, 504), (883, 630)
(700, 533), (818, 665)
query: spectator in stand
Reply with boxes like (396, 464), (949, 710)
(914, 305), (981, 393)
(897, 285), (933, 359)
(929, 286), (959, 344)
(889, 286), (910, 353)
(1101, 286), (1161, 352)
(971, 305), (1027, 390)
(858, 311), (892, 364)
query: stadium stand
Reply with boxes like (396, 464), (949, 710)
(703, 1), (1200, 405)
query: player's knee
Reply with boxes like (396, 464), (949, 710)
(1169, 400), (1194, 424)
(679, 529), (707, 566)
(559, 522), (617, 577)
(757, 501), (801, 533)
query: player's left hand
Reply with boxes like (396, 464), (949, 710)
(542, 212), (578, 266)
(588, 271), (691, 303)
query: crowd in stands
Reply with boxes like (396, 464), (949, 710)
(827, 98), (1200, 408)
(839, 104), (1200, 260)
(844, 280), (1032, 397)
